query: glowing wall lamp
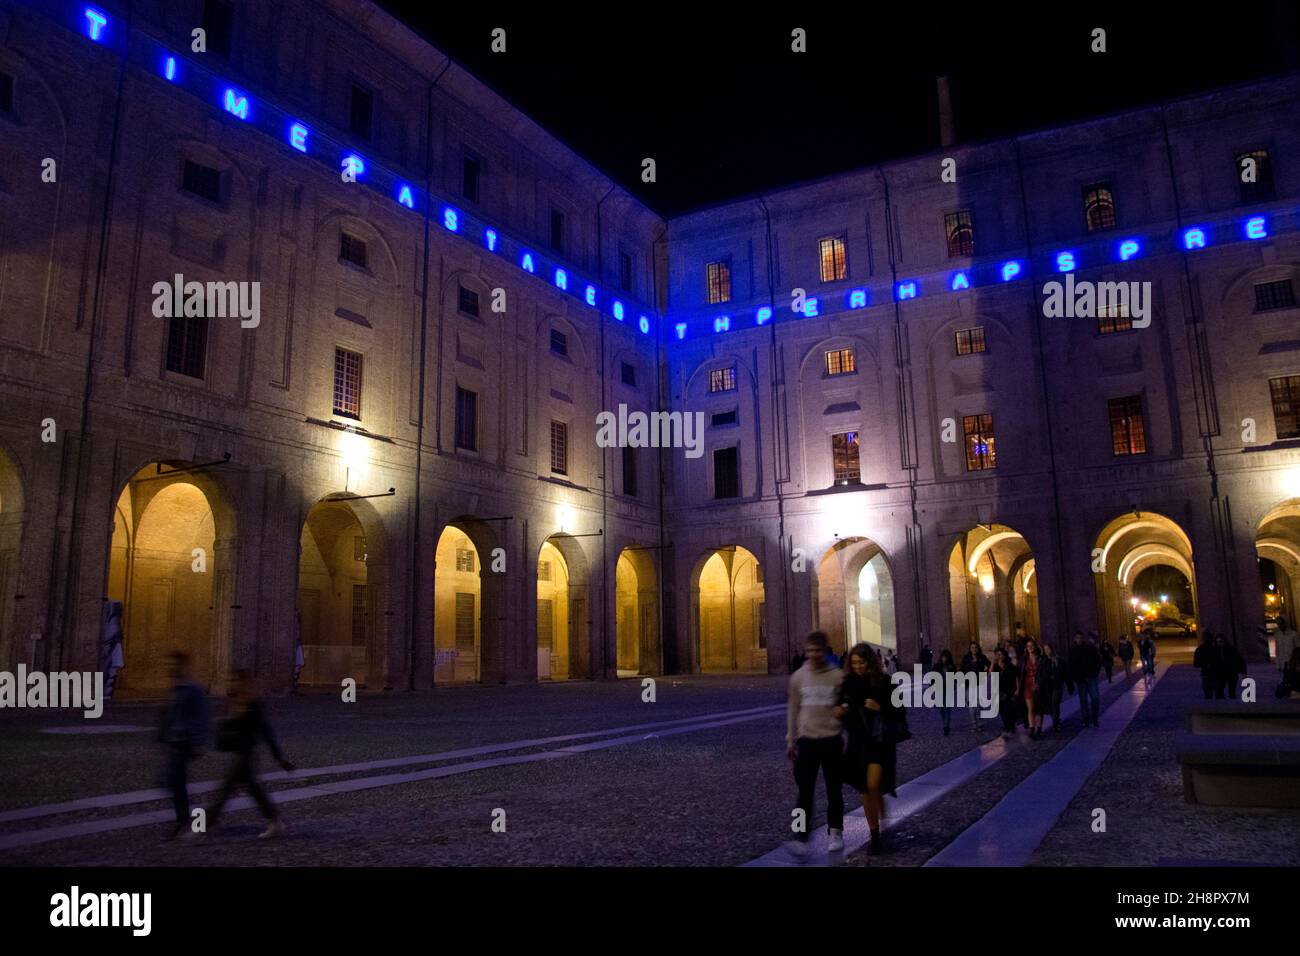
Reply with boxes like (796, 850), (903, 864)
(223, 88), (250, 120)
(84, 7), (107, 41)
(289, 122), (309, 152)
(950, 272), (970, 291)
(1183, 227), (1206, 250)
(1056, 251), (1075, 272)
(1245, 216), (1268, 240)
(1118, 239), (1140, 261)
(1000, 260), (1021, 281)
(896, 281), (917, 300)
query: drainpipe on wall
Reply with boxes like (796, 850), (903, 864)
(651, 224), (669, 675)
(595, 183), (616, 679)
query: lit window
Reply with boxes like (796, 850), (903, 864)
(825, 348), (855, 376)
(706, 260), (731, 304)
(550, 421), (568, 475)
(455, 548), (475, 573)
(955, 327), (987, 355)
(1083, 182), (1117, 232)
(963, 414), (995, 471)
(1270, 375), (1300, 440)
(709, 366), (737, 393)
(1098, 300), (1132, 334)
(1109, 396), (1147, 456)
(945, 210), (974, 258)
(1254, 279), (1296, 312)
(818, 236), (847, 282)
(333, 348), (363, 420)
(831, 432), (860, 483)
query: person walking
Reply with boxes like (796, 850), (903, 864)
(1216, 636), (1246, 700)
(1118, 634), (1135, 679)
(841, 643), (905, 854)
(919, 643), (934, 674)
(991, 648), (1020, 739)
(207, 670), (295, 839)
(1068, 632), (1102, 727)
(1273, 616), (1299, 684)
(1042, 642), (1066, 733)
(157, 652), (209, 842)
(1138, 629), (1157, 681)
(934, 648), (956, 736)
(785, 632), (846, 861)
(1099, 639), (1115, 684)
(1193, 632), (1218, 699)
(100, 600), (126, 701)
(961, 641), (990, 731)
(1281, 647), (1300, 699)
(291, 610), (305, 695)
(1022, 640), (1051, 740)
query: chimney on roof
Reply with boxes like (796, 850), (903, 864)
(937, 75), (957, 148)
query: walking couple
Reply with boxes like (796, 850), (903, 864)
(786, 631), (907, 862)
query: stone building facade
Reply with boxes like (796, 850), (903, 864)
(0, 0), (1297, 692)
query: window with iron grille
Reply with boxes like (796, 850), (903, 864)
(711, 409), (738, 427)
(550, 209), (565, 253)
(537, 598), (553, 649)
(0, 72), (15, 113)
(620, 251), (634, 292)
(339, 232), (367, 269)
(454, 592), (475, 651)
(1254, 279), (1296, 312)
(1236, 149), (1275, 205)
(165, 314), (207, 378)
(455, 548), (475, 573)
(1108, 396), (1147, 455)
(455, 386), (477, 451)
(550, 328), (568, 357)
(955, 327), (987, 355)
(709, 366), (736, 393)
(458, 285), (480, 317)
(818, 236), (847, 282)
(832, 432), (861, 483)
(333, 347), (363, 419)
(945, 210), (975, 258)
(353, 536), (367, 561)
(349, 84), (373, 142)
(462, 153), (481, 202)
(963, 414), (996, 471)
(620, 361), (636, 387)
(622, 445), (637, 497)
(202, 0), (234, 59)
(351, 584), (368, 646)
(1083, 182), (1117, 232)
(714, 446), (740, 499)
(550, 421), (568, 475)
(1271, 375), (1300, 440)
(706, 260), (731, 304)
(825, 347), (856, 376)
(1098, 300), (1133, 334)
(181, 160), (222, 202)
(538, 560), (552, 582)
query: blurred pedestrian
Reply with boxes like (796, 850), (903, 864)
(1099, 638), (1114, 684)
(1193, 632), (1218, 699)
(158, 652), (209, 841)
(1042, 642), (1066, 732)
(785, 632), (845, 861)
(961, 641), (989, 731)
(992, 648), (1020, 739)
(1069, 632), (1102, 727)
(934, 648), (956, 736)
(1118, 634), (1134, 679)
(208, 670), (295, 839)
(841, 643), (905, 853)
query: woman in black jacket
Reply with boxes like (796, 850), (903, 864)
(992, 648), (1020, 739)
(841, 643), (903, 853)
(207, 670), (295, 838)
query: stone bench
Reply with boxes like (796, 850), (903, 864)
(1184, 700), (1300, 735)
(1176, 733), (1300, 808)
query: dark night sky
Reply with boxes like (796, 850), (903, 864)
(375, 2), (1300, 217)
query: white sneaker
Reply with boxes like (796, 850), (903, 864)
(827, 829), (844, 853)
(785, 840), (810, 862)
(258, 820), (284, 840)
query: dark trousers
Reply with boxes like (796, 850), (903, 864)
(1049, 690), (1063, 728)
(1078, 678), (1101, 725)
(164, 747), (193, 828)
(1202, 676), (1220, 699)
(793, 736), (843, 840)
(209, 755), (277, 826)
(999, 698), (1017, 733)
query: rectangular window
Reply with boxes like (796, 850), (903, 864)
(706, 260), (732, 304)
(0, 72), (14, 113)
(353, 536), (367, 561)
(1083, 181), (1117, 232)
(165, 314), (207, 379)
(351, 584), (367, 646)
(1271, 374), (1300, 440)
(945, 210), (975, 258)
(538, 561), (552, 582)
(832, 432), (861, 483)
(709, 366), (736, 393)
(622, 445), (637, 497)
(1236, 149), (1275, 205)
(714, 446), (740, 499)
(455, 548), (475, 573)
(1254, 279), (1296, 312)
(1097, 301), (1133, 334)
(181, 159), (222, 202)
(462, 153), (481, 202)
(333, 347), (363, 420)
(824, 348), (856, 376)
(711, 409), (738, 427)
(1109, 396), (1147, 456)
(454, 592), (475, 652)
(349, 84), (373, 142)
(537, 598), (553, 648)
(620, 251), (634, 292)
(339, 232), (368, 269)
(455, 386), (477, 451)
(550, 209), (565, 253)
(550, 329), (568, 357)
(963, 414), (996, 471)
(202, 0), (234, 59)
(955, 327), (987, 355)
(620, 361), (636, 387)
(550, 421), (568, 475)
(458, 285), (480, 317)
(818, 236), (847, 282)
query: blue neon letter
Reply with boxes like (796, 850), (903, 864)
(165, 57), (177, 81)
(950, 272), (970, 291)
(223, 89), (249, 120)
(1056, 251), (1075, 272)
(613, 301), (624, 321)
(804, 298), (819, 317)
(897, 282), (916, 300)
(521, 253), (534, 273)
(674, 322), (687, 340)
(756, 306), (773, 325)
(1000, 261), (1021, 281)
(554, 268), (567, 290)
(485, 230), (497, 252)
(343, 155), (365, 178)
(397, 186), (414, 209)
(849, 290), (867, 308)
(585, 286), (597, 307)
(714, 316), (730, 333)
(289, 123), (309, 152)
(1118, 239), (1140, 261)
(443, 208), (458, 232)
(84, 7), (107, 40)
(639, 316), (650, 334)
(1183, 228), (1205, 250)
(1246, 216), (1267, 239)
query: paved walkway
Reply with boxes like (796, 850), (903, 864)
(926, 668), (1164, 866)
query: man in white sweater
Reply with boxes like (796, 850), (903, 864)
(786, 631), (847, 860)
